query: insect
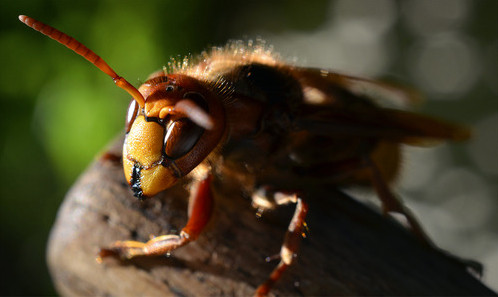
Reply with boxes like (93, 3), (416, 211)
(20, 15), (475, 296)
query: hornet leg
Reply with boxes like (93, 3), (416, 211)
(97, 174), (214, 260)
(252, 189), (309, 297)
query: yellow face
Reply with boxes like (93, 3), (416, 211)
(123, 115), (178, 198)
(121, 74), (227, 200)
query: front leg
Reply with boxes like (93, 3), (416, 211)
(97, 174), (213, 261)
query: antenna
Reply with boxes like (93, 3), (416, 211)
(19, 15), (146, 108)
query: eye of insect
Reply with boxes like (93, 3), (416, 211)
(163, 91), (209, 159)
(163, 118), (204, 159)
(125, 99), (139, 133)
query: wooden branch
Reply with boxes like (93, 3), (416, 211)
(47, 136), (496, 296)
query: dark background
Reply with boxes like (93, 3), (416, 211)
(1, 0), (496, 294)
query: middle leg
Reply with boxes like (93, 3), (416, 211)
(252, 188), (309, 297)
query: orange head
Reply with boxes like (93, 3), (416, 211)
(123, 74), (225, 199)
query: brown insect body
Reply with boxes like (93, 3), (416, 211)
(156, 43), (458, 192)
(20, 15), (474, 296)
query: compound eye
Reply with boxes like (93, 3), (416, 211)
(163, 118), (204, 159)
(125, 99), (139, 133)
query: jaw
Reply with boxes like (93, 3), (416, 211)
(123, 153), (178, 199)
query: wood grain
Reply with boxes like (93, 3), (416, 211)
(47, 136), (496, 296)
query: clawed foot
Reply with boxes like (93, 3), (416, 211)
(96, 240), (147, 263)
(435, 247), (483, 277)
(96, 234), (188, 264)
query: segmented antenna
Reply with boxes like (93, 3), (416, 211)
(18, 15), (145, 108)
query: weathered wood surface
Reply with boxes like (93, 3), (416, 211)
(47, 137), (496, 296)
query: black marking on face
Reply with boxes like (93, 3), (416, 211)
(131, 163), (144, 200)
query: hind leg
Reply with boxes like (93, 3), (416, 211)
(364, 155), (483, 274)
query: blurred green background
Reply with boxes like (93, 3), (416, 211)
(1, 0), (496, 295)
